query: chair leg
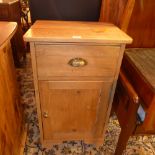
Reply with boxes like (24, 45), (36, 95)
(114, 126), (133, 155)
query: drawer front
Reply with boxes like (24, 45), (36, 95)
(35, 44), (120, 79)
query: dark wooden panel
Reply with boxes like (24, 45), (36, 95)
(122, 51), (154, 108)
(0, 1), (26, 67)
(127, 0), (155, 47)
(0, 4), (9, 20)
(113, 48), (155, 154)
(100, 0), (155, 47)
(100, 0), (128, 26)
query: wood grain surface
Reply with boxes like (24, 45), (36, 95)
(123, 49), (155, 132)
(0, 1), (26, 66)
(35, 44), (120, 79)
(0, 22), (24, 155)
(127, 0), (155, 47)
(99, 0), (128, 26)
(26, 20), (131, 146)
(113, 48), (155, 154)
(24, 20), (132, 44)
(39, 81), (111, 143)
(100, 0), (155, 47)
(0, 22), (17, 47)
(125, 48), (155, 90)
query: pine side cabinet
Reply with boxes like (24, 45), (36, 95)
(24, 20), (132, 147)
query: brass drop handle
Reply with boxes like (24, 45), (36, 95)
(43, 112), (48, 118)
(68, 58), (87, 67)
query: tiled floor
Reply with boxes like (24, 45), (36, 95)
(18, 54), (155, 155)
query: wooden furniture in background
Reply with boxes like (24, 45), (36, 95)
(127, 0), (155, 47)
(113, 49), (155, 155)
(24, 20), (132, 147)
(100, 0), (155, 48)
(112, 68), (139, 155)
(99, 0), (135, 32)
(0, 0), (26, 67)
(100, 0), (155, 154)
(0, 22), (24, 155)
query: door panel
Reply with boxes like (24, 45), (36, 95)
(39, 81), (112, 140)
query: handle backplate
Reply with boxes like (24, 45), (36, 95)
(68, 58), (87, 67)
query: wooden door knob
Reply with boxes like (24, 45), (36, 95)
(43, 112), (48, 118)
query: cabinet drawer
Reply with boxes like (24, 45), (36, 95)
(35, 44), (120, 79)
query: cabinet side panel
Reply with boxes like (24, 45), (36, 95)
(101, 44), (125, 138)
(30, 42), (44, 143)
(0, 42), (23, 155)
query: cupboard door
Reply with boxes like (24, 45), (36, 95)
(39, 81), (112, 141)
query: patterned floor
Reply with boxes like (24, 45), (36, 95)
(18, 54), (155, 155)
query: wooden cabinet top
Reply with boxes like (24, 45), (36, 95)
(0, 22), (17, 48)
(24, 20), (132, 44)
(0, 0), (18, 4)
